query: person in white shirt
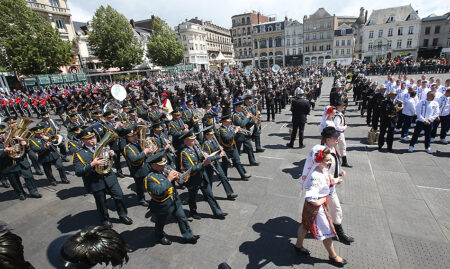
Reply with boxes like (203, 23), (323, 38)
(416, 80), (430, 102)
(431, 88), (450, 144)
(333, 101), (351, 167)
(409, 91), (440, 153)
(400, 89), (419, 141)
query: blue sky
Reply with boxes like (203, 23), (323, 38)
(69, 0), (449, 28)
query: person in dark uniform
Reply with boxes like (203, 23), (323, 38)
(103, 111), (125, 178)
(265, 85), (276, 121)
(145, 151), (200, 245)
(136, 99), (149, 120)
(217, 115), (251, 180)
(365, 82), (377, 126)
(180, 129), (227, 220)
(243, 95), (264, 153)
(378, 89), (399, 151)
(37, 110), (68, 162)
(29, 126), (70, 186)
(0, 127), (42, 200)
(123, 126), (151, 207)
(168, 109), (189, 152)
(233, 100), (259, 166)
(329, 83), (345, 107)
(151, 122), (175, 165)
(73, 127), (133, 227)
(287, 88), (310, 149)
(202, 126), (237, 200)
(67, 126), (83, 156)
(182, 99), (195, 127)
(4, 116), (43, 175)
(371, 85), (387, 131)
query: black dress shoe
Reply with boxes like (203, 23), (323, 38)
(329, 256), (347, 267)
(184, 236), (198, 244)
(214, 213), (228, 220)
(227, 194), (238, 200)
(294, 245), (311, 256)
(119, 216), (133, 225)
(35, 171), (44, 176)
(50, 181), (57, 186)
(19, 194), (26, 200)
(61, 180), (71, 184)
(159, 237), (172, 245)
(190, 212), (201, 220)
(286, 143), (294, 148)
(2, 182), (10, 188)
(299, 145), (306, 149)
(256, 149), (265, 153)
(116, 172), (125, 178)
(250, 162), (260, 166)
(139, 200), (149, 207)
(102, 221), (113, 228)
(30, 193), (42, 198)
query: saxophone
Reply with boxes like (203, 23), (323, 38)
(93, 129), (118, 174)
(4, 117), (33, 159)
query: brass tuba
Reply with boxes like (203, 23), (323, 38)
(136, 124), (159, 154)
(93, 129), (118, 175)
(4, 117), (33, 159)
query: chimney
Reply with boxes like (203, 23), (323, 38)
(285, 16), (288, 21)
(364, 10), (368, 23)
(360, 7), (364, 17)
(130, 19), (135, 29)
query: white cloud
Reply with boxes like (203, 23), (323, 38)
(68, 0), (449, 26)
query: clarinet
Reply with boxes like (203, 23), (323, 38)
(212, 135), (231, 163)
(194, 141), (220, 175)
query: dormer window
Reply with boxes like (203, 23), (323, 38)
(386, 16), (395, 23)
(367, 19), (374, 26)
(406, 13), (416, 21)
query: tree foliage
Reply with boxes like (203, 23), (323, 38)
(88, 5), (143, 70)
(0, 0), (72, 75)
(147, 16), (184, 67)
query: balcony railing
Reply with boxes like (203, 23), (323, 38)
(28, 2), (70, 15)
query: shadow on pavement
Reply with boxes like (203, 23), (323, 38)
(282, 160), (305, 180)
(56, 186), (87, 200)
(121, 226), (156, 251)
(57, 210), (99, 233)
(0, 190), (18, 202)
(47, 235), (73, 269)
(239, 216), (328, 268)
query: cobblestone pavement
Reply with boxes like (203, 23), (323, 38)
(1, 74), (449, 268)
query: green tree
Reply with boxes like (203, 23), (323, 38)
(0, 0), (72, 75)
(88, 5), (143, 70)
(147, 16), (184, 67)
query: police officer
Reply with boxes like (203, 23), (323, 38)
(287, 88), (310, 149)
(73, 127), (133, 227)
(146, 152), (200, 245)
(202, 126), (237, 200)
(123, 126), (152, 207)
(233, 100), (259, 166)
(217, 115), (251, 180)
(180, 129), (227, 220)
(29, 126), (70, 186)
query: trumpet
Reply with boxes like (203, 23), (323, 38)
(164, 166), (191, 184)
(230, 124), (253, 136)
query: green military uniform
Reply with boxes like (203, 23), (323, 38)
(29, 129), (69, 185)
(123, 129), (149, 205)
(217, 123), (250, 180)
(145, 152), (196, 244)
(202, 136), (235, 198)
(37, 116), (68, 158)
(232, 102), (257, 165)
(243, 100), (264, 152)
(73, 127), (129, 226)
(0, 137), (41, 200)
(180, 130), (224, 218)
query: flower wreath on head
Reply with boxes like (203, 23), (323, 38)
(326, 106), (334, 115)
(314, 149), (325, 163)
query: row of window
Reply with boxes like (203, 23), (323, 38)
(253, 24), (282, 34)
(335, 39), (352, 47)
(286, 38), (302, 46)
(232, 16), (251, 26)
(423, 38), (450, 47)
(304, 32), (332, 41)
(367, 39), (413, 50)
(286, 48), (302, 55)
(206, 33), (231, 44)
(335, 49), (352, 55)
(233, 27), (251, 37)
(182, 34), (206, 41)
(304, 56), (332, 66)
(424, 25), (442, 35)
(304, 22), (333, 31)
(304, 44), (331, 52)
(254, 37), (283, 49)
(207, 42), (232, 52)
(188, 44), (207, 51)
(369, 26), (414, 38)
